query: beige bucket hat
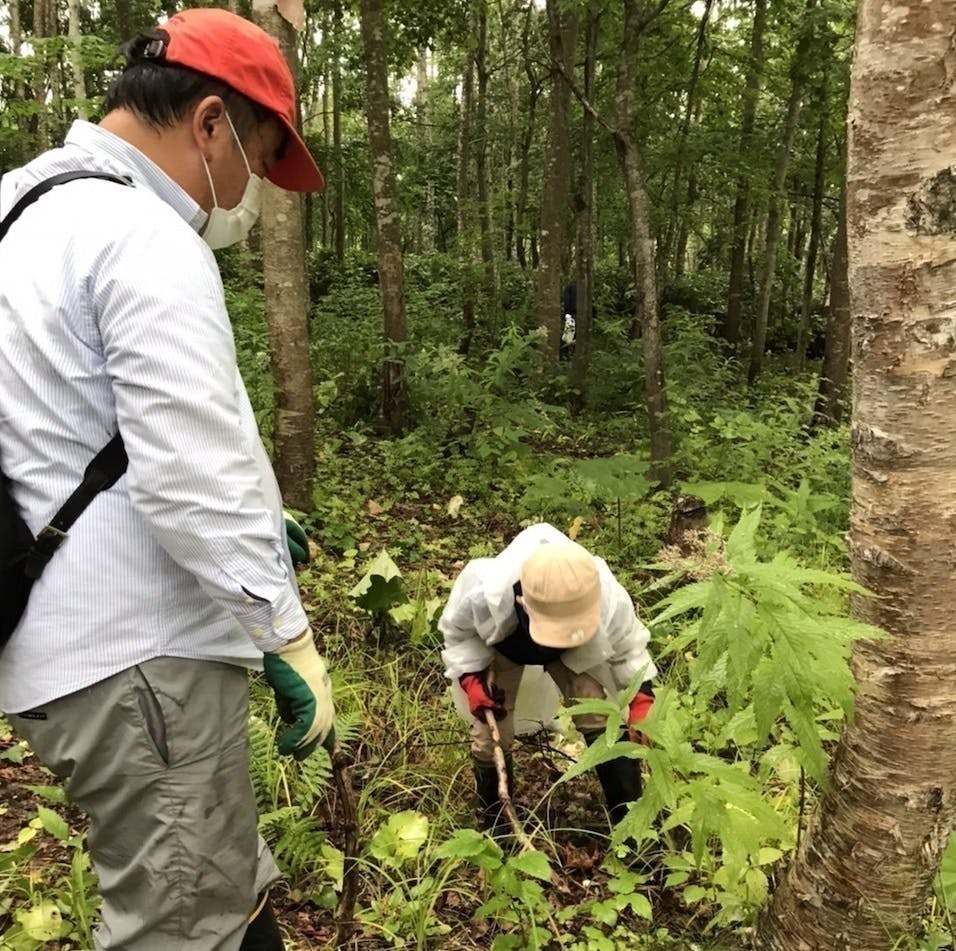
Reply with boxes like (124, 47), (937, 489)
(519, 542), (601, 649)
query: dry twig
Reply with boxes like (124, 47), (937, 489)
(483, 709), (534, 853)
(332, 743), (360, 947)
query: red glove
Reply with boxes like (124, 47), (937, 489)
(459, 672), (505, 720)
(628, 690), (654, 745)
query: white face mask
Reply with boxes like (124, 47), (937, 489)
(200, 112), (263, 250)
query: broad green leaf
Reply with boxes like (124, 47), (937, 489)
(36, 805), (69, 842)
(509, 849), (551, 882)
(17, 901), (67, 940)
(349, 549), (406, 614)
(23, 785), (66, 804)
(321, 843), (344, 890)
(434, 828), (496, 861)
(368, 810), (428, 867)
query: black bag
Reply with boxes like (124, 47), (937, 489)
(1, 171), (132, 644)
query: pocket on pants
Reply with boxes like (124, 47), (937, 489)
(131, 665), (169, 766)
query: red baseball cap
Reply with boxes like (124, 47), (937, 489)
(147, 8), (324, 192)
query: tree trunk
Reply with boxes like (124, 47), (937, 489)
(674, 102), (702, 280)
(9, 0), (27, 143)
(32, 0), (57, 152)
(474, 4), (497, 317)
(811, 181), (850, 428)
(757, 3), (956, 946)
(66, 0), (88, 120)
(663, 0), (713, 280)
(456, 24), (478, 355)
(613, 0), (671, 485)
(250, 0), (315, 511)
(747, 0), (817, 386)
(515, 3), (541, 271)
(332, 0), (346, 263)
(795, 105), (827, 370)
(113, 0), (132, 41)
(358, 0), (407, 435)
(415, 48), (435, 254)
(723, 0), (767, 345)
(320, 67), (329, 248)
(569, 8), (598, 412)
(535, 0), (577, 364)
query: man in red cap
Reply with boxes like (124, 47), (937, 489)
(0, 10), (330, 949)
(440, 523), (657, 837)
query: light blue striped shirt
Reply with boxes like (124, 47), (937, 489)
(0, 121), (309, 712)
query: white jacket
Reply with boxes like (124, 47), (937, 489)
(440, 523), (657, 693)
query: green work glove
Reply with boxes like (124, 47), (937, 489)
(263, 631), (336, 760)
(283, 511), (311, 567)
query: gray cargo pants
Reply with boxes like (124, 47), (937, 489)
(12, 657), (280, 950)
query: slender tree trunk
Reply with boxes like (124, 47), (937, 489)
(515, 4), (540, 271)
(535, 0), (577, 364)
(501, 4), (518, 264)
(795, 106), (827, 369)
(748, 0), (816, 385)
(251, 0), (315, 510)
(758, 3), (956, 946)
(415, 48), (435, 254)
(320, 69), (329, 248)
(674, 102), (701, 279)
(358, 0), (407, 435)
(332, 1), (346, 262)
(456, 26), (478, 355)
(663, 0), (713, 280)
(474, 4), (499, 320)
(32, 0), (57, 152)
(723, 0), (767, 345)
(9, 0), (28, 142)
(811, 182), (850, 427)
(613, 0), (671, 485)
(113, 0), (132, 40)
(569, 8), (598, 411)
(66, 0), (88, 119)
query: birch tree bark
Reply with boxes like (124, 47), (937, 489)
(757, 2), (956, 945)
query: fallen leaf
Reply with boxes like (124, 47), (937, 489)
(568, 515), (584, 540)
(367, 499), (384, 516)
(447, 494), (464, 517)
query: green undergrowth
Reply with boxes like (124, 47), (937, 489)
(3, 263), (953, 949)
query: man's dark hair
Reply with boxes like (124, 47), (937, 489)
(103, 30), (273, 142)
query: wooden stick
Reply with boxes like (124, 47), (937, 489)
(331, 743), (360, 948)
(483, 709), (534, 852)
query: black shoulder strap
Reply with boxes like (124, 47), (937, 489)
(0, 170), (133, 580)
(0, 170), (132, 244)
(22, 435), (129, 579)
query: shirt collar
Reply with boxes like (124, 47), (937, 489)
(64, 121), (208, 233)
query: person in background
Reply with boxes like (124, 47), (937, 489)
(440, 523), (657, 835)
(0, 10), (333, 949)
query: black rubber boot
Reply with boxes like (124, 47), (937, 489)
(583, 730), (642, 825)
(473, 756), (514, 838)
(239, 891), (284, 950)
